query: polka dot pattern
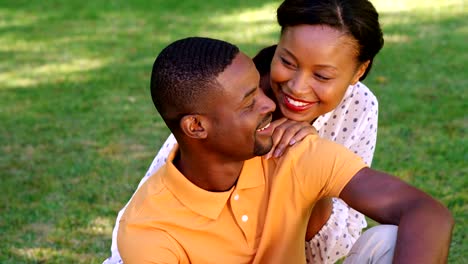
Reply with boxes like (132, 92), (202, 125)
(313, 82), (378, 166)
(143, 134), (178, 183)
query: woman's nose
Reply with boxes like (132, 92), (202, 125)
(287, 72), (310, 96)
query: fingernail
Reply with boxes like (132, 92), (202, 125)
(274, 149), (282, 158)
(289, 139), (296, 145)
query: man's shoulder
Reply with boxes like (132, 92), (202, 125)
(279, 135), (351, 163)
(293, 134), (345, 150)
(121, 169), (169, 222)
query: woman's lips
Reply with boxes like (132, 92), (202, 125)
(282, 93), (318, 112)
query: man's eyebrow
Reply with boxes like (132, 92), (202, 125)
(242, 87), (257, 101)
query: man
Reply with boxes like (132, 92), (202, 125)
(117, 37), (453, 263)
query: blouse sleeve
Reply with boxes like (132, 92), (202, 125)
(138, 133), (178, 188)
(346, 95), (378, 166)
(314, 82), (379, 167)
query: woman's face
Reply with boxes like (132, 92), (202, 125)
(270, 24), (369, 123)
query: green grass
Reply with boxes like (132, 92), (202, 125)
(0, 0), (466, 262)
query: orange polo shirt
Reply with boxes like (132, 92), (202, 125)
(118, 135), (366, 263)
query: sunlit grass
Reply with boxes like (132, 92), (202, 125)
(0, 9), (41, 29)
(0, 58), (106, 89)
(207, 2), (278, 47)
(373, 0), (466, 13)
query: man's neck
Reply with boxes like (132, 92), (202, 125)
(173, 149), (245, 192)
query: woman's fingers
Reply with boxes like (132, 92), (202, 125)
(264, 118), (288, 159)
(272, 122), (315, 158)
(289, 125), (318, 146)
(264, 119), (317, 159)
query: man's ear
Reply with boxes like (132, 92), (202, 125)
(351, 60), (370, 85)
(180, 115), (208, 139)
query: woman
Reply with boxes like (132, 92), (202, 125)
(105, 0), (384, 263)
(257, 2), (383, 263)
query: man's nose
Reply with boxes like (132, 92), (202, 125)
(258, 89), (276, 114)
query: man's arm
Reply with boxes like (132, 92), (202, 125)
(340, 167), (454, 263)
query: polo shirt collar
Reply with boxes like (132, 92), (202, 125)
(236, 156), (265, 190)
(162, 146), (265, 220)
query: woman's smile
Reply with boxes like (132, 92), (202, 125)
(280, 90), (318, 112)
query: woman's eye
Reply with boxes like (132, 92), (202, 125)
(280, 57), (294, 67)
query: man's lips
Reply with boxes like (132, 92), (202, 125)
(257, 115), (273, 132)
(282, 92), (318, 112)
(257, 122), (271, 132)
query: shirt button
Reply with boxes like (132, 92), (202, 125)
(241, 215), (248, 222)
(234, 194), (239, 201)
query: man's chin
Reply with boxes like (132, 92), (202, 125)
(253, 140), (273, 157)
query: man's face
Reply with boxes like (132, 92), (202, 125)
(205, 52), (276, 160)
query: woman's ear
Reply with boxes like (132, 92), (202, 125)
(351, 60), (370, 85)
(180, 115), (208, 139)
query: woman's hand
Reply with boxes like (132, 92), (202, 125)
(264, 117), (317, 159)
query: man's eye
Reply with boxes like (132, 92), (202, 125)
(315, 73), (331, 81)
(247, 100), (255, 110)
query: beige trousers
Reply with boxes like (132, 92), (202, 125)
(343, 225), (398, 264)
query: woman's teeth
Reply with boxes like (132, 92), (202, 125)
(286, 96), (309, 107)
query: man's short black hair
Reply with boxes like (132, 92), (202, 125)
(151, 37), (240, 130)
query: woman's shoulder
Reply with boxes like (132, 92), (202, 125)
(341, 82), (379, 115)
(328, 82), (378, 117)
(347, 82), (378, 105)
(314, 82), (378, 136)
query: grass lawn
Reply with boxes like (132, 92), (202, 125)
(0, 0), (466, 262)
